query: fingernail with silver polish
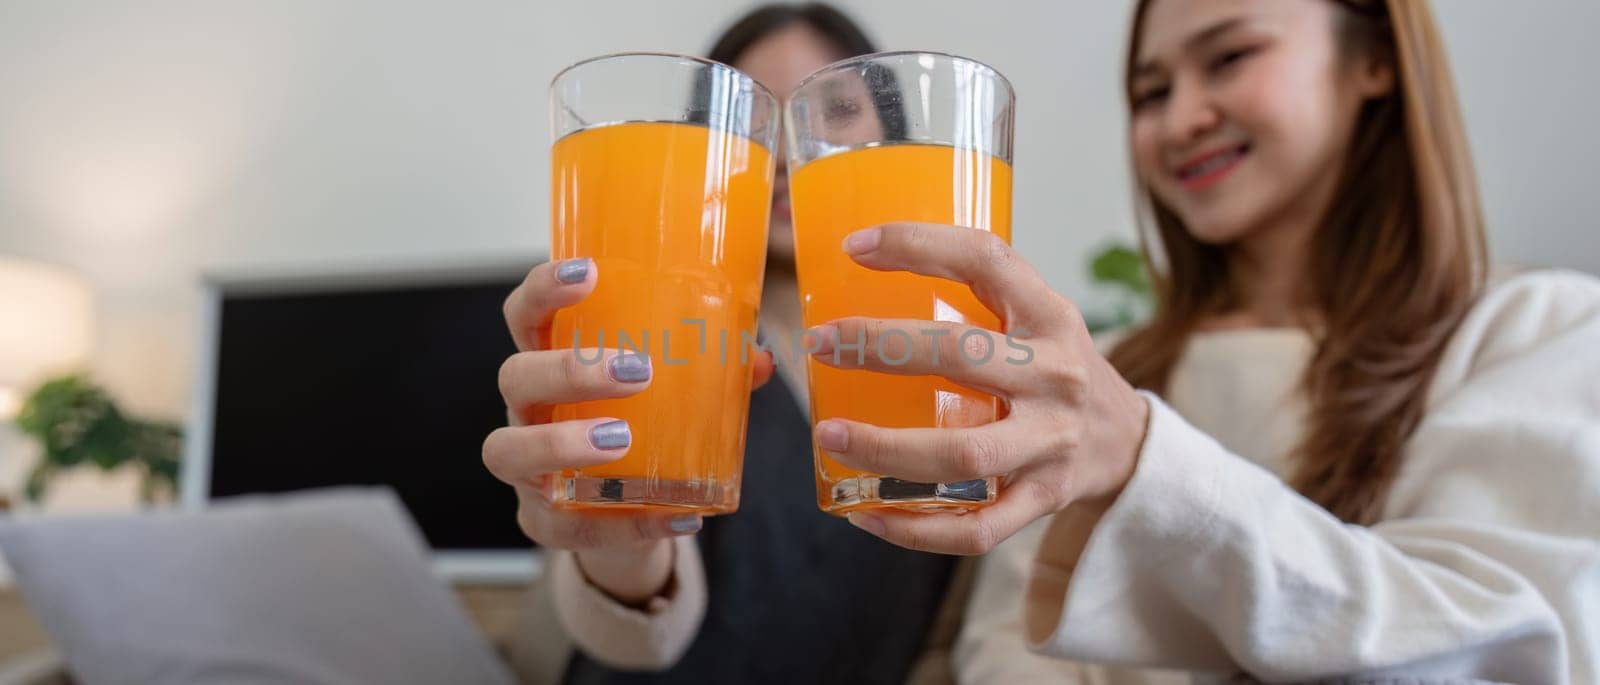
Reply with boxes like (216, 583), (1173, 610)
(669, 515), (702, 534)
(607, 353), (652, 383)
(588, 420), (631, 450)
(555, 258), (592, 284)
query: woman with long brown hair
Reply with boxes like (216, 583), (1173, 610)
(805, 0), (1599, 680)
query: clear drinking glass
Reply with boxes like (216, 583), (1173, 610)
(785, 51), (1015, 514)
(546, 53), (779, 513)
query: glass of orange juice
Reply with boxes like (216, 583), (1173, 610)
(785, 51), (1015, 514)
(545, 53), (778, 514)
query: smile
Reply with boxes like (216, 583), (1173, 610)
(1175, 144), (1250, 191)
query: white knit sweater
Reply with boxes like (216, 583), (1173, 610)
(957, 269), (1600, 684)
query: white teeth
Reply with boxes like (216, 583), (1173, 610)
(1180, 147), (1246, 179)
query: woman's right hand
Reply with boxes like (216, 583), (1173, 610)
(483, 258), (696, 605)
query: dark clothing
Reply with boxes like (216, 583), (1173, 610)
(563, 375), (959, 685)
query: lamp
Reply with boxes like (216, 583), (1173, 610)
(0, 256), (94, 419)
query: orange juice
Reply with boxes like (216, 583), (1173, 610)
(790, 143), (1012, 514)
(548, 121), (773, 514)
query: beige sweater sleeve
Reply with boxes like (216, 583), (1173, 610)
(1025, 271), (1600, 683)
(548, 535), (708, 671)
(954, 518), (1188, 685)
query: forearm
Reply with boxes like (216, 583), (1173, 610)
(550, 535), (709, 671)
(575, 539), (673, 606)
(1026, 396), (1573, 682)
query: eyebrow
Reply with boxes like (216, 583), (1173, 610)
(1133, 17), (1249, 78)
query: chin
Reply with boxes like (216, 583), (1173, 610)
(1163, 194), (1264, 246)
(766, 242), (795, 266)
(1179, 215), (1249, 245)
(766, 219), (795, 258)
(766, 246), (795, 265)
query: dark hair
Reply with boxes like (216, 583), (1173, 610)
(702, 3), (906, 143)
(706, 3), (878, 66)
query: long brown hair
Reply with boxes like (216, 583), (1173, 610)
(1108, 0), (1488, 524)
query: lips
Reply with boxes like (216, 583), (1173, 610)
(1175, 143), (1250, 191)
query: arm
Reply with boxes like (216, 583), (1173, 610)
(547, 536), (709, 670)
(499, 538), (710, 679)
(1027, 272), (1600, 684)
(956, 518), (1190, 685)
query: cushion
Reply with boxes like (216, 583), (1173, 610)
(0, 487), (515, 685)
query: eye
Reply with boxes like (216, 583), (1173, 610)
(1131, 85), (1170, 111)
(824, 98), (862, 124)
(1209, 46), (1258, 72)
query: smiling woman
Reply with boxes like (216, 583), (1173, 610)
(1112, 0), (1485, 524)
(794, 0), (1600, 682)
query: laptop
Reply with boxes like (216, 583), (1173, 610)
(181, 257), (542, 582)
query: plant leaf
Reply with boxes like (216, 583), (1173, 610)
(1090, 245), (1151, 294)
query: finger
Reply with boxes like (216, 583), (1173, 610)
(513, 490), (703, 549)
(813, 414), (1066, 483)
(842, 223), (1074, 337)
(507, 407), (527, 428)
(503, 258), (597, 351)
(808, 318), (1020, 396)
(483, 418), (632, 485)
(508, 404), (553, 428)
(751, 349), (776, 390)
(844, 476), (1058, 555)
(499, 349), (651, 410)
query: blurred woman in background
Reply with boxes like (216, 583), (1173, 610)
(488, 4), (1080, 683)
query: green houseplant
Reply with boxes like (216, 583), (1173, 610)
(1085, 242), (1152, 333)
(12, 375), (181, 504)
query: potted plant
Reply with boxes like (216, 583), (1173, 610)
(12, 375), (181, 504)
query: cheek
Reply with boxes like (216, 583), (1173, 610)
(1227, 69), (1296, 142)
(1129, 118), (1194, 221)
(1129, 120), (1165, 189)
(1225, 57), (1344, 174)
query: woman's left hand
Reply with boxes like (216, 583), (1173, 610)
(810, 222), (1152, 556)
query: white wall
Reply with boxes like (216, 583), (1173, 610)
(0, 0), (1595, 501)
(0, 0), (748, 506)
(0, 0), (748, 423)
(1431, 1), (1600, 272)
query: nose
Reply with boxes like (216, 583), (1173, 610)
(1161, 75), (1221, 147)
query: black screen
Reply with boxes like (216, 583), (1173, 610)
(210, 278), (531, 551)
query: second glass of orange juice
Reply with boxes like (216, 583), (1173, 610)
(546, 53), (778, 514)
(785, 51), (1016, 514)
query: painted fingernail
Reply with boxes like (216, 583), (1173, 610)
(668, 515), (702, 534)
(815, 419), (848, 452)
(588, 420), (631, 450)
(843, 227), (882, 255)
(847, 512), (886, 536)
(607, 353), (652, 383)
(555, 258), (592, 284)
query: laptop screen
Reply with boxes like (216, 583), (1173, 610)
(207, 275), (531, 552)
